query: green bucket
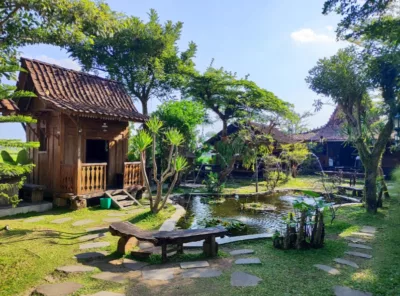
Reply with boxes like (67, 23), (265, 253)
(100, 197), (112, 209)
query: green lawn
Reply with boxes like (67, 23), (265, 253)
(0, 204), (175, 296)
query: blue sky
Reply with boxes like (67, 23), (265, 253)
(1, 0), (346, 140)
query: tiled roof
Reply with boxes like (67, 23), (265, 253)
(0, 99), (19, 113)
(20, 58), (147, 122)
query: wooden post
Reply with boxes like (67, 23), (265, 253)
(161, 243), (167, 263)
(76, 122), (82, 195)
(177, 243), (184, 255)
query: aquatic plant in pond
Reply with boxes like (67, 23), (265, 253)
(204, 218), (248, 236)
(242, 202), (276, 212)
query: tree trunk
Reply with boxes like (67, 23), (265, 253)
(222, 119), (228, 137)
(141, 100), (148, 116)
(296, 210), (307, 249)
(364, 165), (378, 214)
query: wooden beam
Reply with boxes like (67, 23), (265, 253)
(76, 119), (82, 195)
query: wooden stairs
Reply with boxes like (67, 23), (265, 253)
(105, 189), (142, 209)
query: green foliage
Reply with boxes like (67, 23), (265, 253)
(174, 156), (188, 172)
(146, 117), (163, 135)
(164, 128), (184, 146)
(204, 218), (248, 235)
(132, 130), (152, 153)
(0, 115), (37, 123)
(203, 172), (225, 193)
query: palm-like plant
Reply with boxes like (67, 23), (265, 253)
(133, 117), (188, 213)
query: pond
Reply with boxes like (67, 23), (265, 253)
(175, 191), (318, 235)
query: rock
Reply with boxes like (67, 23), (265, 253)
(24, 217), (45, 223)
(344, 237), (367, 243)
(78, 233), (106, 241)
(85, 292), (125, 296)
(333, 258), (359, 269)
(35, 282), (83, 296)
(72, 219), (95, 226)
(229, 249), (255, 256)
(230, 271), (262, 287)
(180, 261), (210, 269)
(51, 217), (72, 224)
(345, 251), (373, 259)
(79, 242), (110, 250)
(333, 286), (372, 296)
(351, 232), (374, 237)
(86, 226), (109, 232)
(314, 264), (341, 275)
(348, 243), (372, 250)
(235, 258), (262, 265)
(123, 258), (149, 271)
(91, 272), (132, 283)
(181, 268), (222, 278)
(73, 251), (108, 260)
(103, 218), (123, 223)
(56, 265), (96, 273)
(141, 268), (177, 280)
(360, 226), (376, 234)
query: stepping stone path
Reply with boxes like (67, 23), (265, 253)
(360, 226), (376, 234)
(333, 258), (359, 269)
(229, 249), (254, 256)
(78, 233), (106, 241)
(86, 226), (109, 232)
(103, 218), (123, 223)
(180, 261), (209, 269)
(334, 286), (372, 296)
(51, 217), (72, 224)
(35, 282), (83, 296)
(107, 212), (127, 217)
(345, 251), (372, 259)
(79, 241), (110, 250)
(86, 292), (125, 296)
(182, 268), (222, 278)
(344, 237), (367, 243)
(348, 243), (372, 250)
(92, 272), (131, 283)
(72, 219), (95, 226)
(184, 233), (272, 248)
(235, 258), (262, 265)
(56, 265), (96, 273)
(24, 217), (45, 223)
(123, 258), (149, 271)
(73, 251), (108, 260)
(351, 232), (374, 237)
(142, 268), (177, 280)
(231, 271), (262, 287)
(314, 264), (340, 275)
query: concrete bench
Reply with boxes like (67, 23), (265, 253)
(337, 185), (363, 197)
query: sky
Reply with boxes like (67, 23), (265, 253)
(1, 0), (347, 140)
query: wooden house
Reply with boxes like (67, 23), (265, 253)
(2, 58), (147, 199)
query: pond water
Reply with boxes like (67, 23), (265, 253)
(175, 192), (320, 235)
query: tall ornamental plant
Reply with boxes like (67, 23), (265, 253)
(133, 117), (188, 214)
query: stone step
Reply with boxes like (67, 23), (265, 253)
(51, 217), (73, 224)
(360, 226), (376, 234)
(344, 237), (367, 243)
(56, 265), (96, 273)
(333, 286), (372, 296)
(345, 251), (372, 259)
(141, 267), (178, 280)
(120, 200), (135, 207)
(182, 268), (222, 278)
(79, 241), (110, 250)
(235, 258), (262, 265)
(91, 272), (132, 283)
(229, 249), (255, 256)
(180, 261), (210, 269)
(351, 232), (375, 237)
(103, 218), (123, 223)
(348, 243), (372, 250)
(24, 217), (45, 223)
(35, 282), (83, 296)
(113, 195), (129, 201)
(231, 271), (262, 287)
(72, 219), (95, 227)
(333, 258), (359, 269)
(314, 264), (340, 275)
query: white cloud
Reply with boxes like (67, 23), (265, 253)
(326, 25), (334, 31)
(33, 55), (81, 71)
(290, 28), (334, 44)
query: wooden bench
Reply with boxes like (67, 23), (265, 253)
(21, 184), (46, 203)
(109, 221), (228, 262)
(337, 185), (363, 198)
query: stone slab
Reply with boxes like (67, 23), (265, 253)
(360, 226), (376, 234)
(314, 264), (340, 275)
(345, 251), (372, 259)
(51, 217), (72, 224)
(230, 249), (255, 256)
(348, 243), (372, 250)
(334, 286), (372, 296)
(35, 282), (83, 296)
(181, 268), (222, 278)
(56, 265), (96, 273)
(231, 271), (262, 287)
(180, 261), (210, 269)
(103, 218), (123, 223)
(344, 237), (367, 243)
(352, 232), (375, 237)
(235, 258), (262, 265)
(79, 242), (110, 250)
(73, 251), (108, 260)
(141, 268), (177, 281)
(123, 258), (149, 271)
(72, 219), (95, 226)
(333, 258), (359, 269)
(24, 217), (45, 223)
(85, 292), (125, 296)
(0, 202), (52, 218)
(184, 233), (272, 248)
(107, 212), (127, 217)
(139, 242), (154, 250)
(86, 226), (109, 232)
(78, 233), (106, 241)
(91, 272), (130, 283)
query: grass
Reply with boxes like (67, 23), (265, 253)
(0, 203), (175, 296)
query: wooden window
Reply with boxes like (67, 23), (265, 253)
(38, 121), (47, 152)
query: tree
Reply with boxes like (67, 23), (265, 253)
(184, 65), (293, 136)
(67, 9), (197, 115)
(280, 142), (309, 178)
(133, 117), (188, 214)
(306, 46), (400, 213)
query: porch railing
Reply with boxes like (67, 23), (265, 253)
(123, 162), (142, 188)
(78, 163), (107, 195)
(60, 164), (75, 193)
